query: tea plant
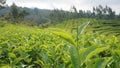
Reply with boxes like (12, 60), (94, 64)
(0, 22), (120, 68)
(51, 21), (120, 68)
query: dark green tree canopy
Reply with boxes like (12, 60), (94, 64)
(11, 3), (19, 19)
(10, 3), (29, 23)
(0, 0), (6, 9)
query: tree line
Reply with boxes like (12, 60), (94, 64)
(0, 0), (120, 25)
(50, 5), (120, 23)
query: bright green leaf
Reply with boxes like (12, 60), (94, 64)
(69, 45), (80, 68)
(78, 21), (90, 35)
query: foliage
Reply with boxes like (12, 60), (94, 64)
(54, 18), (120, 36)
(9, 3), (29, 23)
(93, 5), (116, 19)
(0, 0), (6, 9)
(49, 5), (119, 23)
(0, 5), (119, 25)
(0, 21), (120, 68)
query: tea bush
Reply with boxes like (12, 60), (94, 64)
(0, 23), (120, 68)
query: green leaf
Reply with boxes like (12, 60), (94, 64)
(79, 45), (109, 65)
(94, 58), (104, 68)
(102, 57), (112, 68)
(0, 65), (11, 68)
(34, 60), (44, 66)
(8, 53), (16, 58)
(12, 58), (23, 65)
(78, 21), (90, 35)
(69, 45), (80, 68)
(52, 29), (76, 45)
(112, 50), (120, 61)
(57, 64), (65, 68)
(85, 46), (109, 62)
(94, 57), (112, 68)
(79, 45), (98, 65)
(24, 58), (32, 63)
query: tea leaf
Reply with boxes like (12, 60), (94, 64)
(69, 45), (80, 68)
(52, 29), (76, 45)
(78, 21), (90, 35)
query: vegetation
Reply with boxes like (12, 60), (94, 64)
(4, 3), (29, 23)
(0, 4), (120, 24)
(0, 21), (120, 68)
(50, 5), (120, 23)
(0, 0), (6, 9)
(52, 18), (120, 36)
(0, 1), (120, 68)
(0, 6), (51, 24)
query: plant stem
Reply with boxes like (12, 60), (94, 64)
(76, 20), (79, 48)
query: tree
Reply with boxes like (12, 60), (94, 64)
(19, 10), (29, 20)
(49, 9), (67, 23)
(70, 6), (79, 19)
(79, 10), (84, 18)
(34, 8), (39, 15)
(107, 7), (115, 19)
(10, 3), (29, 23)
(117, 13), (120, 20)
(94, 5), (103, 19)
(0, 0), (6, 9)
(10, 3), (19, 22)
(92, 5), (116, 19)
(85, 10), (93, 18)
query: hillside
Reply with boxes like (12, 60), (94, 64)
(0, 0), (120, 67)
(52, 18), (120, 36)
(0, 20), (120, 67)
(0, 7), (52, 24)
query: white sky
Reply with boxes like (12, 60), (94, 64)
(6, 0), (120, 14)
